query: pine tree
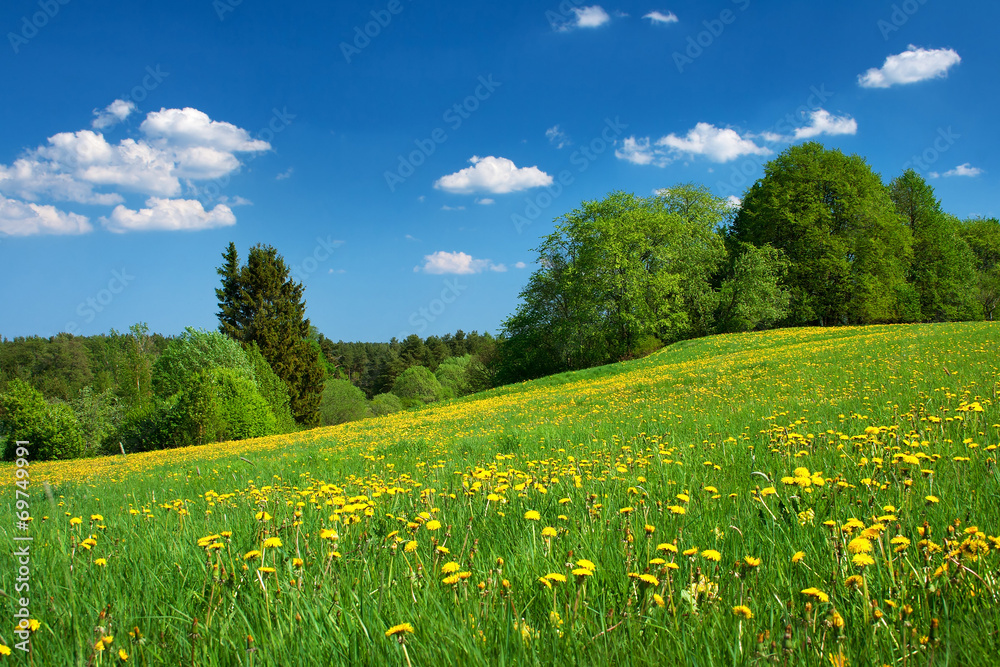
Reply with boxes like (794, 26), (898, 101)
(216, 243), (325, 426)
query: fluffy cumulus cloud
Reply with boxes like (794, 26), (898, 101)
(101, 197), (236, 233)
(416, 251), (506, 275)
(644, 10), (678, 24)
(792, 109), (858, 140)
(0, 194), (92, 236)
(0, 105), (270, 235)
(617, 123), (769, 167)
(931, 163), (983, 179)
(92, 99), (138, 130)
(434, 156), (553, 194)
(553, 5), (610, 31)
(858, 45), (961, 88)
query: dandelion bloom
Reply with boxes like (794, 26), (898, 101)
(801, 587), (829, 603)
(657, 543), (678, 554)
(701, 549), (722, 562)
(890, 536), (911, 552)
(576, 559), (596, 571)
(545, 572), (567, 583)
(791, 551), (805, 564)
(667, 505), (686, 515)
(262, 537), (282, 549)
(441, 562), (460, 574)
(292, 558), (304, 568)
(638, 574), (659, 586)
(732, 605), (752, 619)
(619, 507), (634, 515)
(852, 553), (875, 567)
(425, 520), (441, 531)
(442, 574), (460, 585)
(653, 593), (666, 607)
(91, 514), (104, 522)
(0, 646), (11, 656)
(524, 510), (541, 521)
(572, 568), (594, 577)
(94, 558), (107, 567)
(118, 649), (128, 660)
(70, 517), (82, 526)
(404, 541), (418, 553)
(744, 556), (761, 568)
(925, 495), (939, 505)
(243, 550), (261, 561)
(683, 547), (698, 556)
(385, 623), (414, 638)
(847, 537), (872, 554)
(541, 526), (558, 538)
(844, 575), (863, 589)
(320, 529), (338, 540)
(258, 567), (276, 573)
(644, 524), (656, 535)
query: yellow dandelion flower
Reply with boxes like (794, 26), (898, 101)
(801, 587), (830, 603)
(852, 553), (875, 567)
(425, 520), (441, 531)
(925, 495), (939, 505)
(743, 556), (761, 567)
(847, 537), (872, 554)
(638, 573), (659, 586)
(258, 566), (276, 573)
(0, 645), (11, 656)
(292, 558), (304, 568)
(792, 551), (805, 564)
(94, 558), (107, 567)
(576, 558), (596, 571)
(545, 572), (567, 583)
(524, 510), (541, 521)
(644, 524), (656, 534)
(844, 575), (863, 589)
(320, 529), (338, 540)
(70, 516), (82, 526)
(385, 623), (414, 638)
(441, 561), (460, 574)
(541, 526), (558, 538)
(619, 506), (634, 515)
(732, 605), (752, 619)
(572, 568), (594, 576)
(118, 648), (129, 660)
(701, 549), (722, 562)
(90, 514), (104, 522)
(243, 550), (261, 561)
(262, 537), (282, 549)
(683, 547), (698, 556)
(667, 505), (686, 515)
(657, 543), (678, 553)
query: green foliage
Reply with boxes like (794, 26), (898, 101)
(715, 243), (792, 332)
(435, 355), (473, 398)
(174, 368), (277, 448)
(391, 365), (444, 406)
(958, 217), (1000, 320)
(369, 392), (403, 416)
(152, 327), (255, 399)
(216, 243), (325, 426)
(72, 386), (123, 456)
(890, 170), (980, 321)
(319, 379), (371, 426)
(732, 143), (913, 325)
(244, 343), (297, 433)
(0, 379), (85, 461)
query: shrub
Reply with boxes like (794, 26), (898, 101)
(1, 379), (85, 461)
(175, 368), (276, 447)
(370, 393), (403, 416)
(435, 355), (472, 397)
(391, 366), (444, 405)
(244, 343), (297, 433)
(152, 328), (255, 399)
(319, 379), (371, 426)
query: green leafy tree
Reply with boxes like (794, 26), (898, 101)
(391, 366), (444, 406)
(152, 327), (256, 399)
(715, 243), (792, 332)
(174, 368), (276, 447)
(244, 343), (297, 433)
(369, 393), (403, 416)
(731, 143), (913, 325)
(72, 386), (123, 456)
(1, 379), (85, 461)
(889, 170), (979, 321)
(957, 217), (1000, 321)
(319, 379), (371, 425)
(216, 243), (325, 426)
(435, 355), (473, 398)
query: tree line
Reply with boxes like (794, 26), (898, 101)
(2, 142), (997, 459)
(495, 143), (999, 383)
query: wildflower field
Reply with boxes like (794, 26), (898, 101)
(3, 322), (999, 666)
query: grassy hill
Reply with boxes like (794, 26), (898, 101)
(4, 322), (999, 665)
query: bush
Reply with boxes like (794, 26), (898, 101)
(110, 399), (178, 454)
(1, 379), (85, 461)
(152, 328), (255, 399)
(435, 355), (472, 397)
(244, 343), (297, 433)
(370, 393), (403, 416)
(319, 379), (371, 426)
(391, 366), (444, 406)
(174, 368), (276, 447)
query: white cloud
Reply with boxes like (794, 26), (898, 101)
(554, 5), (610, 31)
(618, 123), (769, 166)
(935, 163), (983, 178)
(514, 261), (528, 269)
(441, 205), (466, 211)
(0, 195), (92, 236)
(644, 10), (678, 24)
(858, 45), (961, 88)
(475, 197), (495, 205)
(726, 195), (742, 209)
(101, 197), (236, 233)
(417, 250), (505, 275)
(546, 124), (571, 149)
(792, 109), (858, 139)
(276, 167), (294, 180)
(140, 107), (270, 152)
(434, 156), (553, 194)
(92, 99), (138, 130)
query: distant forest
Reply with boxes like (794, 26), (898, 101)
(2, 142), (998, 461)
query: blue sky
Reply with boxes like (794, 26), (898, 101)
(1, 0), (996, 342)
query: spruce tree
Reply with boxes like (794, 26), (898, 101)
(216, 243), (325, 426)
